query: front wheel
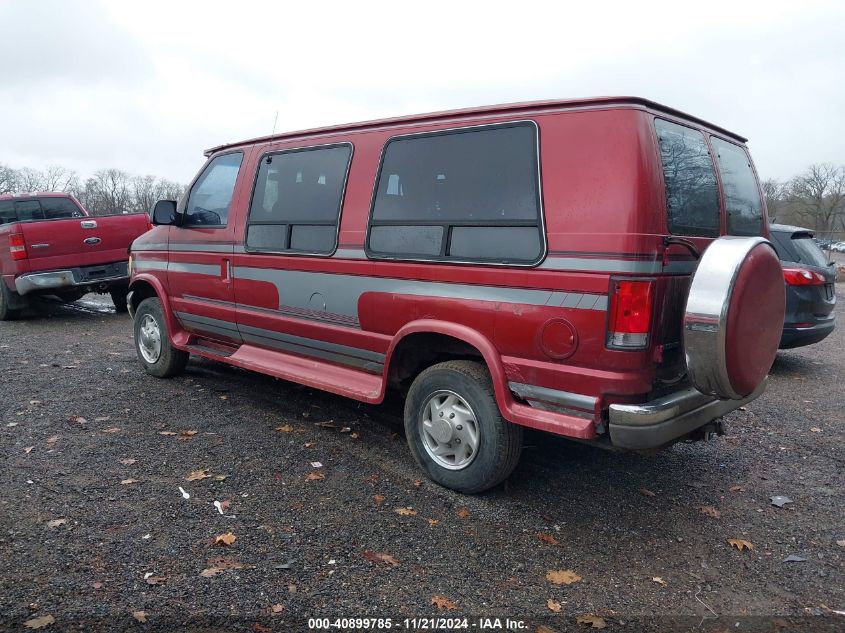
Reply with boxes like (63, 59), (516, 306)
(0, 282), (24, 321)
(133, 297), (188, 378)
(404, 360), (523, 494)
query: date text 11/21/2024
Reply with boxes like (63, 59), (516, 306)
(307, 617), (528, 630)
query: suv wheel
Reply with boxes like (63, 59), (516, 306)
(404, 360), (523, 494)
(133, 297), (188, 378)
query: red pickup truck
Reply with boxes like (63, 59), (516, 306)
(0, 192), (151, 319)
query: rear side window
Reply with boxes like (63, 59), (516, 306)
(367, 122), (543, 264)
(0, 200), (15, 224)
(184, 152), (243, 227)
(246, 144), (352, 254)
(14, 200), (43, 221)
(710, 138), (763, 236)
(39, 197), (83, 219)
(655, 119), (720, 237)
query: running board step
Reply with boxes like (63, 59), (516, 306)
(227, 344), (383, 403)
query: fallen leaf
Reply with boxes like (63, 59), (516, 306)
(102, 427), (121, 434)
(119, 458), (136, 466)
(810, 427), (821, 433)
(305, 472), (325, 481)
(547, 598), (562, 612)
(413, 479), (423, 487)
(576, 614), (606, 629)
(270, 604), (285, 615)
(652, 576), (667, 586)
(92, 582), (102, 589)
(252, 624), (271, 633)
(428, 519), (440, 527)
(431, 595), (457, 610)
(68, 415), (87, 424)
(639, 487), (656, 497)
(836, 539), (845, 547)
(219, 395), (228, 400)
(536, 627), (556, 633)
(186, 469), (211, 481)
(770, 496), (793, 508)
(699, 505), (721, 518)
(46, 435), (59, 444)
(214, 532), (237, 546)
(350, 432), (360, 439)
(218, 499), (232, 512)
(213, 475), (228, 481)
(729, 485), (744, 493)
(120, 478), (139, 485)
(546, 569), (582, 585)
(23, 615), (55, 629)
(145, 576), (167, 585)
(362, 550), (400, 566)
(132, 611), (147, 623)
(394, 507), (417, 516)
(373, 494), (385, 506)
(315, 420), (337, 428)
(538, 532), (560, 546)
(340, 427), (352, 433)
(24, 446), (34, 454)
(276, 424), (295, 433)
(47, 518), (67, 529)
(159, 431), (177, 436)
(179, 430), (198, 437)
(94, 416), (110, 422)
(728, 538), (754, 551)
(304, 442), (316, 448)
(456, 507), (470, 519)
(199, 567), (224, 577)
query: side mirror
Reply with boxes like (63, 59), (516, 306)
(151, 200), (176, 226)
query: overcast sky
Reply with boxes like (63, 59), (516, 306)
(0, 0), (843, 185)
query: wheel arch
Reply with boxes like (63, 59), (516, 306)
(129, 274), (181, 344)
(382, 320), (512, 414)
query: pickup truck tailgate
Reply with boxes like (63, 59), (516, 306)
(20, 214), (150, 272)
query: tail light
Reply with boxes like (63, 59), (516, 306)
(9, 232), (27, 260)
(607, 279), (654, 349)
(783, 268), (825, 286)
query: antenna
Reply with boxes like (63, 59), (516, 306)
(272, 110), (279, 134)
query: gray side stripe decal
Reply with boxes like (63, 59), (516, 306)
(174, 312), (384, 365)
(334, 248), (368, 259)
(234, 267), (608, 318)
(539, 257), (696, 274)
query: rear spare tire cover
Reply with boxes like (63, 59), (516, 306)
(684, 236), (785, 400)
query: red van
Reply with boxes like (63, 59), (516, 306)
(128, 97), (785, 493)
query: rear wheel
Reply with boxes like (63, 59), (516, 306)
(133, 297), (188, 378)
(0, 282), (23, 321)
(110, 287), (129, 313)
(404, 360), (523, 494)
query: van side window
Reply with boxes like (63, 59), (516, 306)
(367, 122), (543, 264)
(710, 138), (763, 236)
(184, 152), (243, 227)
(655, 119), (720, 238)
(246, 144), (351, 254)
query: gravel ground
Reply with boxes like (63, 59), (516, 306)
(1, 292), (843, 632)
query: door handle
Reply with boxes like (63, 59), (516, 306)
(221, 258), (232, 284)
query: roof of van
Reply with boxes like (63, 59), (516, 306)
(204, 96), (747, 156)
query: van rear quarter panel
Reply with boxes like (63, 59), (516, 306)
(225, 106), (667, 417)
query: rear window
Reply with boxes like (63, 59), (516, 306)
(773, 232), (830, 268)
(0, 200), (14, 224)
(711, 138), (763, 236)
(367, 122), (543, 264)
(655, 119), (720, 237)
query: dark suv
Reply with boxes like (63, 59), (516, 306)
(769, 224), (836, 348)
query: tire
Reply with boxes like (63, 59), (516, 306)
(110, 287), (129, 313)
(133, 297), (188, 378)
(404, 360), (523, 494)
(0, 282), (23, 321)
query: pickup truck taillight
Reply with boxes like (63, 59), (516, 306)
(9, 232), (27, 260)
(607, 279), (654, 349)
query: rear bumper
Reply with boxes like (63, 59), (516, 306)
(608, 380), (766, 450)
(779, 318), (835, 349)
(15, 261), (129, 295)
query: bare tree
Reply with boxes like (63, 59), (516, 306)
(81, 169), (132, 215)
(41, 165), (79, 192)
(15, 167), (46, 192)
(788, 163), (845, 237)
(761, 178), (787, 222)
(0, 164), (18, 194)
